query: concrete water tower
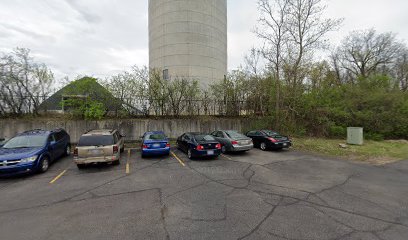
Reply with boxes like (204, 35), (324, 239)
(148, 0), (228, 89)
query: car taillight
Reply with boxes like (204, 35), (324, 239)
(216, 143), (222, 149)
(196, 145), (204, 150)
(74, 148), (78, 157)
(166, 143), (170, 147)
(231, 141), (238, 145)
(268, 137), (278, 143)
(143, 144), (148, 149)
(113, 145), (119, 153)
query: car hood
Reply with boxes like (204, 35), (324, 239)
(0, 147), (42, 161)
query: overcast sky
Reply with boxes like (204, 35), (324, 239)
(1, 0), (407, 82)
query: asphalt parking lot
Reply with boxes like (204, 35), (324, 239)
(1, 148), (408, 240)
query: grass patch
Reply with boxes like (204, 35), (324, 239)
(293, 138), (408, 165)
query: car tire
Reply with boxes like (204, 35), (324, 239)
(112, 160), (120, 165)
(64, 145), (71, 156)
(77, 164), (86, 169)
(260, 142), (267, 151)
(221, 145), (226, 154)
(187, 149), (193, 159)
(120, 146), (124, 153)
(38, 157), (50, 173)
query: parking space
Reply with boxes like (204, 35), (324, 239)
(1, 148), (408, 239)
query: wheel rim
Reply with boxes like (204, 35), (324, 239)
(188, 149), (192, 159)
(42, 158), (49, 172)
(260, 143), (266, 150)
(66, 146), (71, 155)
(221, 146), (226, 153)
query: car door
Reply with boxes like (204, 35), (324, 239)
(216, 131), (229, 147)
(182, 134), (191, 152)
(47, 134), (59, 160)
(251, 131), (263, 147)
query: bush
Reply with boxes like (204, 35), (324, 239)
(365, 132), (384, 141)
(329, 125), (346, 138)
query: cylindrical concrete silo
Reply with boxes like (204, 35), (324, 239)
(149, 0), (227, 89)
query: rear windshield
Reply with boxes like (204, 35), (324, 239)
(146, 134), (166, 140)
(194, 135), (215, 141)
(78, 135), (114, 146)
(262, 130), (281, 137)
(225, 131), (246, 139)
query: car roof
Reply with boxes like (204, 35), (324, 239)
(82, 129), (116, 136)
(145, 131), (165, 135)
(17, 128), (66, 137)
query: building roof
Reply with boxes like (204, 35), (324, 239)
(39, 77), (122, 111)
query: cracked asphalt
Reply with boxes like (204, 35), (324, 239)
(1, 148), (408, 240)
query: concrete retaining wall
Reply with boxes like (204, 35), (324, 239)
(0, 118), (250, 143)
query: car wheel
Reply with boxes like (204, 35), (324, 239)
(112, 160), (120, 165)
(260, 142), (267, 151)
(64, 145), (71, 156)
(187, 149), (193, 159)
(120, 146), (124, 153)
(221, 145), (226, 154)
(77, 164), (86, 169)
(39, 157), (50, 173)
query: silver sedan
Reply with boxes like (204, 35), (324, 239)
(210, 130), (253, 153)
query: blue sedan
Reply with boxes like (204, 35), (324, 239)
(0, 129), (71, 176)
(141, 131), (170, 158)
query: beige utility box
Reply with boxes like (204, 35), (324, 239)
(347, 127), (364, 145)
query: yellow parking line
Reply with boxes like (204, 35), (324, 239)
(126, 163), (130, 174)
(50, 169), (67, 184)
(126, 149), (131, 174)
(171, 151), (185, 167)
(222, 154), (232, 160)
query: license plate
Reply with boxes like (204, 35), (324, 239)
(153, 144), (161, 148)
(90, 149), (102, 155)
(283, 143), (287, 146)
(207, 150), (214, 155)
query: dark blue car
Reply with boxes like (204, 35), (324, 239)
(141, 131), (170, 158)
(177, 132), (222, 159)
(0, 129), (71, 176)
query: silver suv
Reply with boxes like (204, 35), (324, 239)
(74, 129), (125, 169)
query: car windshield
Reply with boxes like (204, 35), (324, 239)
(146, 133), (166, 140)
(78, 135), (114, 146)
(194, 134), (215, 141)
(262, 130), (280, 136)
(2, 135), (47, 149)
(225, 131), (246, 139)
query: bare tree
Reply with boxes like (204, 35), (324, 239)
(0, 48), (54, 116)
(255, 0), (342, 125)
(393, 48), (408, 91)
(334, 29), (405, 79)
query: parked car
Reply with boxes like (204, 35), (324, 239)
(246, 130), (292, 151)
(74, 129), (124, 169)
(177, 132), (222, 159)
(141, 131), (170, 157)
(0, 129), (71, 176)
(210, 130), (253, 153)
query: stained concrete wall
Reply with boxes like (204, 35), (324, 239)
(0, 118), (249, 143)
(149, 0), (228, 88)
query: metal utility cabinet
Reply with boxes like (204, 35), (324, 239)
(347, 127), (364, 145)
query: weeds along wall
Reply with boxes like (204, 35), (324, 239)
(0, 118), (253, 143)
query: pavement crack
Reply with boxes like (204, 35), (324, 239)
(237, 197), (283, 240)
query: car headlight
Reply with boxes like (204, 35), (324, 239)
(20, 155), (38, 163)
